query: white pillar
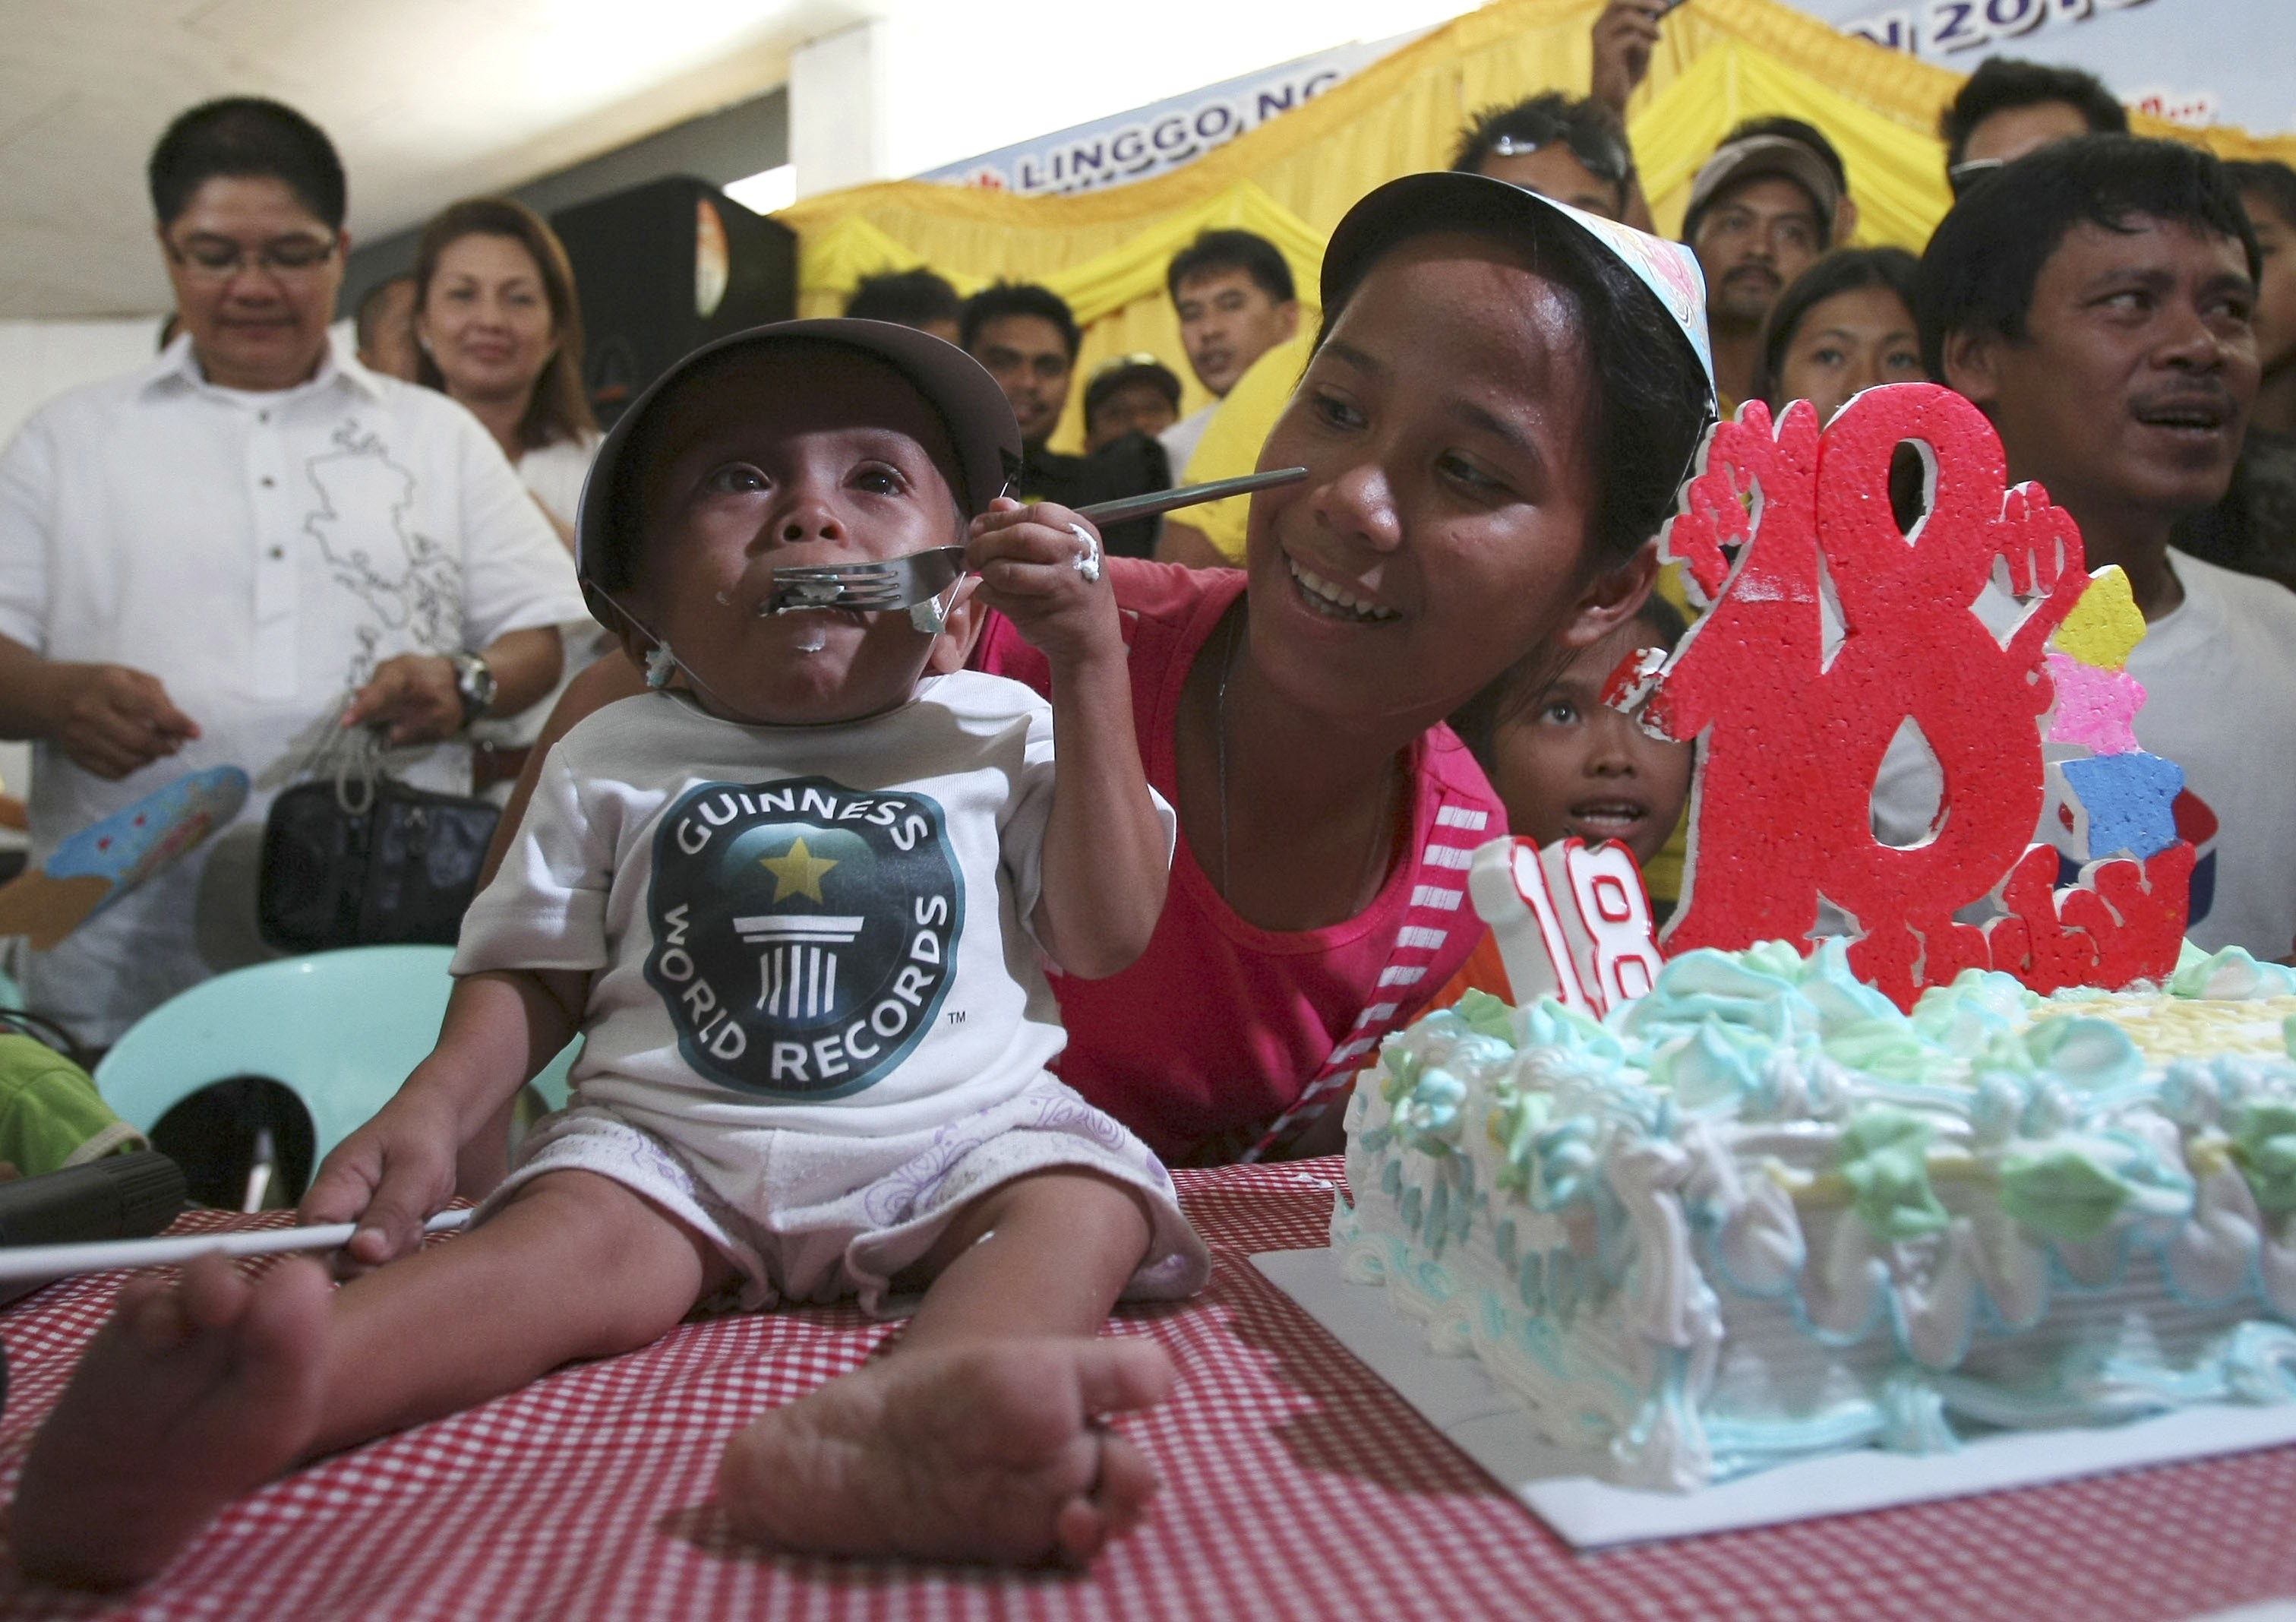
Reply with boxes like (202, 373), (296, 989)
(790, 20), (893, 199)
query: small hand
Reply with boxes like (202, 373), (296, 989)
(343, 653), (463, 745)
(298, 1092), (461, 1274)
(46, 662), (201, 779)
(1591, 0), (1664, 114)
(967, 499), (1123, 672)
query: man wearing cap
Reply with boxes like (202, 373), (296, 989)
(1084, 355), (1182, 453)
(1683, 133), (1838, 414)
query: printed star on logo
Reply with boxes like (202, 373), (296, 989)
(758, 836), (838, 904)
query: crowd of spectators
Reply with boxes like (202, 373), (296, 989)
(6, 24), (2296, 1587)
(820, 14), (2296, 972)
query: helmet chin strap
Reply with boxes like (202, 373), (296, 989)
(595, 587), (952, 730)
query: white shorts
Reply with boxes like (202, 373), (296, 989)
(482, 1072), (1209, 1314)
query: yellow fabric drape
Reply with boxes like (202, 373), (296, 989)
(778, 0), (2296, 454)
(1168, 329), (1313, 558)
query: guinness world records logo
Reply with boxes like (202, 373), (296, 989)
(644, 776), (962, 1099)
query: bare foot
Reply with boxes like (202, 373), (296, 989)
(11, 1254), (331, 1589)
(717, 1336), (1175, 1565)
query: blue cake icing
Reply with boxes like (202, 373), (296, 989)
(1334, 938), (2296, 1490)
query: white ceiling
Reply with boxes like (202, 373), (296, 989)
(0, 0), (852, 319)
(4, 0), (1495, 321)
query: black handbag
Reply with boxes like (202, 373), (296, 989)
(257, 729), (500, 955)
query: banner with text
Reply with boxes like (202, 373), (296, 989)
(1789, 0), (2291, 135)
(923, 33), (1418, 195)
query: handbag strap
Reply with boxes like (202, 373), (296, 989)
(286, 698), (384, 816)
(332, 727), (380, 817)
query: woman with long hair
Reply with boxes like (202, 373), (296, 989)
(411, 198), (604, 791)
(1750, 245), (1926, 424)
(412, 197), (599, 547)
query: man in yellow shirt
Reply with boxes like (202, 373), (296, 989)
(1153, 327), (1309, 568)
(1157, 232), (1300, 483)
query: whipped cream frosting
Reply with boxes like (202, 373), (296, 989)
(1336, 940), (2296, 1490)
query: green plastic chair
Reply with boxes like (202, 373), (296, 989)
(94, 947), (580, 1164)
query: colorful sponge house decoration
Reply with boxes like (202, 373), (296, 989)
(2042, 568), (2184, 866)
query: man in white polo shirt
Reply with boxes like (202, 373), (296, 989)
(0, 98), (587, 1044)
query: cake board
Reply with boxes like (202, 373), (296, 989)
(1254, 1243), (2296, 1551)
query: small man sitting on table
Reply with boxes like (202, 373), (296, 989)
(12, 321), (1208, 1587)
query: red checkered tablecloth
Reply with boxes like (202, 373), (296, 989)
(0, 1161), (2291, 1620)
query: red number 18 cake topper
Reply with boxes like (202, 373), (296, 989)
(1605, 382), (2193, 1010)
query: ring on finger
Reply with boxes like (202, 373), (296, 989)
(1067, 523), (1103, 584)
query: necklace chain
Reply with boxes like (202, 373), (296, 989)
(1214, 606), (1397, 912)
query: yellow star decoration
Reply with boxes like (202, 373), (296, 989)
(2050, 564), (2146, 672)
(759, 837), (838, 904)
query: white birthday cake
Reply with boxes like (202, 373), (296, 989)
(1334, 936), (2296, 1489)
(1329, 383), (2296, 1490)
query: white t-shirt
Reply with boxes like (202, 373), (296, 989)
(482, 431), (608, 759)
(454, 674), (1176, 1144)
(1871, 549), (2296, 959)
(1157, 403), (1217, 482)
(0, 334), (589, 1042)
(516, 432), (600, 534)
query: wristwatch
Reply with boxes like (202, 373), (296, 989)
(448, 652), (497, 728)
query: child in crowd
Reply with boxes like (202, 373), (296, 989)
(1455, 596), (1694, 876)
(13, 321), (1209, 1586)
(1435, 599), (1694, 1008)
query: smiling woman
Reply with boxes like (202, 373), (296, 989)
(971, 175), (1714, 1162)
(408, 198), (606, 794)
(412, 198), (600, 549)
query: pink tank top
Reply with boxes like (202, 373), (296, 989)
(974, 558), (1502, 1163)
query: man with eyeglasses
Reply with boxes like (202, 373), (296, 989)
(0, 98), (586, 1047)
(1682, 134), (1840, 416)
(1451, 91), (1636, 223)
(1940, 57), (2129, 201)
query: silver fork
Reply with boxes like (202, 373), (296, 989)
(766, 546), (963, 615)
(761, 466), (1308, 618)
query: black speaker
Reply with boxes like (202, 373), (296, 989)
(550, 176), (797, 426)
